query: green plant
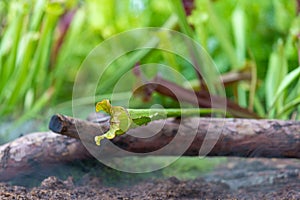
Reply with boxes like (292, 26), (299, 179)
(0, 0), (74, 120)
(188, 0), (300, 119)
(1, 0), (300, 128)
(265, 17), (300, 119)
(94, 99), (224, 145)
(0, 0), (175, 122)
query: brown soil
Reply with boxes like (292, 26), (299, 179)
(0, 158), (299, 199)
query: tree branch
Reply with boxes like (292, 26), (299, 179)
(1, 114), (299, 181)
(50, 114), (300, 158)
(0, 132), (91, 181)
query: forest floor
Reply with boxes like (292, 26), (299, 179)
(0, 157), (299, 199)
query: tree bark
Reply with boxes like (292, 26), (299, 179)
(49, 114), (300, 158)
(1, 114), (300, 181)
(0, 132), (92, 181)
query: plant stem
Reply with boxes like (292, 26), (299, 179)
(94, 99), (226, 145)
(127, 108), (225, 119)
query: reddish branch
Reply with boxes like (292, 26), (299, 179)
(133, 70), (258, 118)
(151, 76), (260, 118)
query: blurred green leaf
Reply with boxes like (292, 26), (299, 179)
(271, 66), (300, 112)
(265, 39), (288, 116)
(277, 95), (300, 118)
(231, 5), (246, 66)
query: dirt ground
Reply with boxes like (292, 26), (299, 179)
(0, 158), (299, 199)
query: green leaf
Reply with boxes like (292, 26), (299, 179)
(95, 99), (132, 145)
(96, 99), (112, 114)
(132, 116), (151, 126)
(271, 66), (300, 108)
(265, 39), (288, 116)
(205, 0), (238, 68)
(232, 5), (245, 66)
(276, 95), (300, 118)
(94, 99), (225, 146)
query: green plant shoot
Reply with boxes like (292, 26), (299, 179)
(94, 99), (224, 146)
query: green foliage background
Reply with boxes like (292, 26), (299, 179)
(0, 0), (299, 143)
(0, 0), (300, 184)
(1, 0), (299, 122)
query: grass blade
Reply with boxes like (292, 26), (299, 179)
(276, 95), (300, 118)
(265, 39), (288, 116)
(271, 66), (300, 108)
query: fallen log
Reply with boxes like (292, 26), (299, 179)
(1, 114), (300, 181)
(0, 132), (92, 181)
(50, 114), (300, 158)
(0, 114), (110, 181)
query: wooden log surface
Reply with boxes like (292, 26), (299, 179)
(1, 114), (300, 181)
(50, 114), (300, 158)
(0, 132), (92, 181)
